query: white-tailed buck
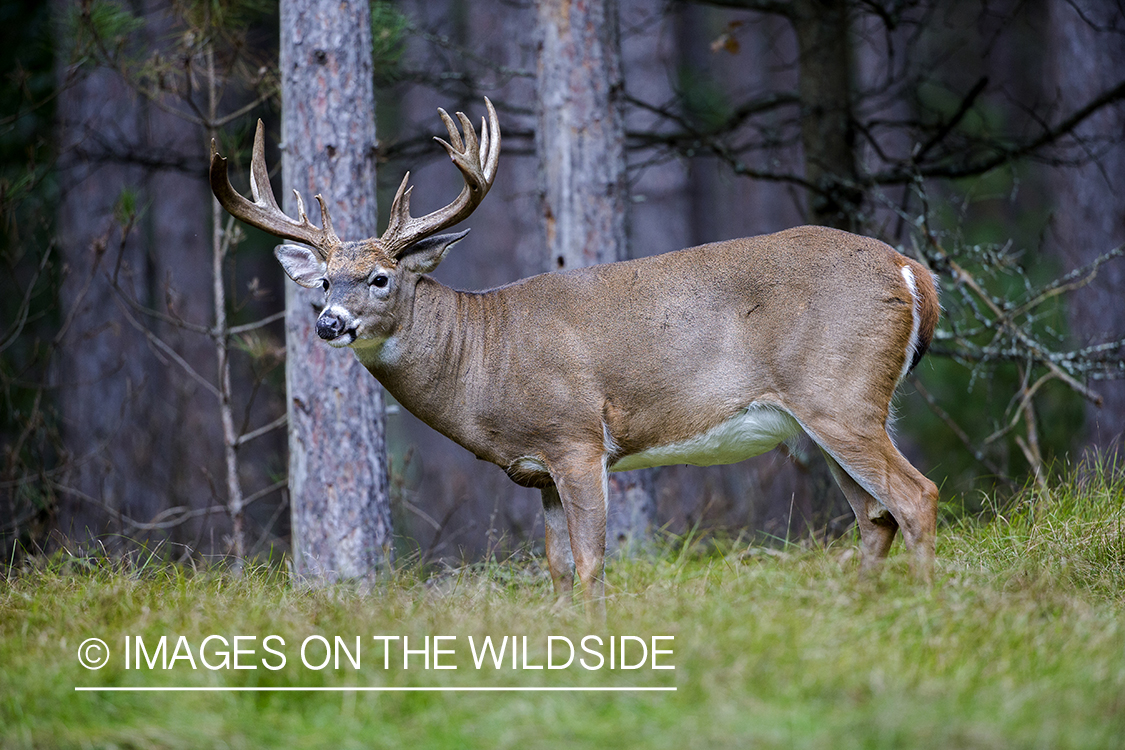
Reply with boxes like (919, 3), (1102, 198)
(211, 99), (940, 616)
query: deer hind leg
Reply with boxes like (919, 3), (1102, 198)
(550, 453), (609, 621)
(805, 423), (938, 579)
(818, 448), (898, 573)
(540, 485), (575, 603)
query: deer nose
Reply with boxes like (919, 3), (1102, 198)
(317, 312), (346, 340)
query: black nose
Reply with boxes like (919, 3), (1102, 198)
(317, 312), (346, 340)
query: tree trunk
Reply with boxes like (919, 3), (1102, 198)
(54, 13), (173, 547)
(535, 0), (656, 552)
(280, 0), (392, 580)
(1048, 0), (1125, 448)
(792, 0), (860, 230)
(54, 0), (272, 558)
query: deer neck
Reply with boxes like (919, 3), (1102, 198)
(353, 275), (494, 453)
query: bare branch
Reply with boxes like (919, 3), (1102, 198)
(235, 414), (287, 448)
(912, 76), (990, 163)
(0, 244), (52, 354)
(228, 310), (286, 336)
(1008, 244), (1125, 320)
(909, 375), (1014, 487)
(874, 79), (1125, 184)
(106, 272), (213, 336)
(110, 277), (221, 400)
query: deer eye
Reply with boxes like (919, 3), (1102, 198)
(369, 272), (390, 289)
(321, 279), (330, 293)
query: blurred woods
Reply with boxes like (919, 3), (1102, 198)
(2, 0), (1123, 569)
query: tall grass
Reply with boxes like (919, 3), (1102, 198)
(2, 459), (1124, 749)
(947, 452), (1125, 601)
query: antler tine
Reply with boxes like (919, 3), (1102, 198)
(482, 97), (501, 180)
(293, 188), (308, 222)
(455, 111), (479, 163)
(479, 115), (490, 171)
(436, 108), (464, 152)
(383, 172), (414, 240)
(248, 121), (279, 210)
(209, 119), (341, 260)
(379, 98), (502, 258)
(315, 194), (336, 239)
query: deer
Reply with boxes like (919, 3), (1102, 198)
(210, 98), (940, 618)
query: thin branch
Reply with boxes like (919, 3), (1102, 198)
(912, 75), (990, 162)
(0, 244), (53, 354)
(909, 375), (1014, 487)
(106, 272), (213, 336)
(111, 282), (221, 399)
(874, 79), (1125, 184)
(228, 310), (286, 336)
(46, 476), (283, 532)
(1008, 244), (1125, 320)
(241, 479), (287, 508)
(250, 495), (289, 555)
(942, 254), (1105, 404)
(235, 414), (287, 447)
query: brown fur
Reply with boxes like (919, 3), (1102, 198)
(329, 225), (943, 616)
(217, 111), (941, 619)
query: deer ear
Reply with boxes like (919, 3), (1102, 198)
(398, 229), (470, 274)
(275, 244), (327, 288)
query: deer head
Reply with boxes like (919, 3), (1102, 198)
(209, 98), (501, 348)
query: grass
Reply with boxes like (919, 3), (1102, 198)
(2, 458), (1124, 749)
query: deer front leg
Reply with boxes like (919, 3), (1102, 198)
(541, 484), (575, 603)
(550, 454), (609, 621)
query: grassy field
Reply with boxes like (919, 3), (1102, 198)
(3, 460), (1124, 749)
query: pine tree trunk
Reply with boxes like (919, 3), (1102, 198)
(792, 0), (860, 230)
(1048, 0), (1125, 448)
(54, 21), (174, 547)
(280, 0), (392, 580)
(536, 0), (655, 552)
(55, 0), (264, 557)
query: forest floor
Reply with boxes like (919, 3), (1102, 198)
(3, 458), (1124, 749)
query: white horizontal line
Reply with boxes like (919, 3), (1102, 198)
(75, 686), (676, 692)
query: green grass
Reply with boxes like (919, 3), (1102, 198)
(3, 458), (1125, 749)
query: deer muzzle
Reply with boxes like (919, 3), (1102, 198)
(316, 308), (355, 344)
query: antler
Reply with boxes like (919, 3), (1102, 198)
(380, 97), (502, 258)
(209, 120), (341, 260)
(210, 100), (500, 261)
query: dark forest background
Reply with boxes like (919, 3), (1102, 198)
(2, 0), (1124, 570)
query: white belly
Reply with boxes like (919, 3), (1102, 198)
(609, 403), (801, 472)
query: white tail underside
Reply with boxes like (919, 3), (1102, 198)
(898, 265), (923, 385)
